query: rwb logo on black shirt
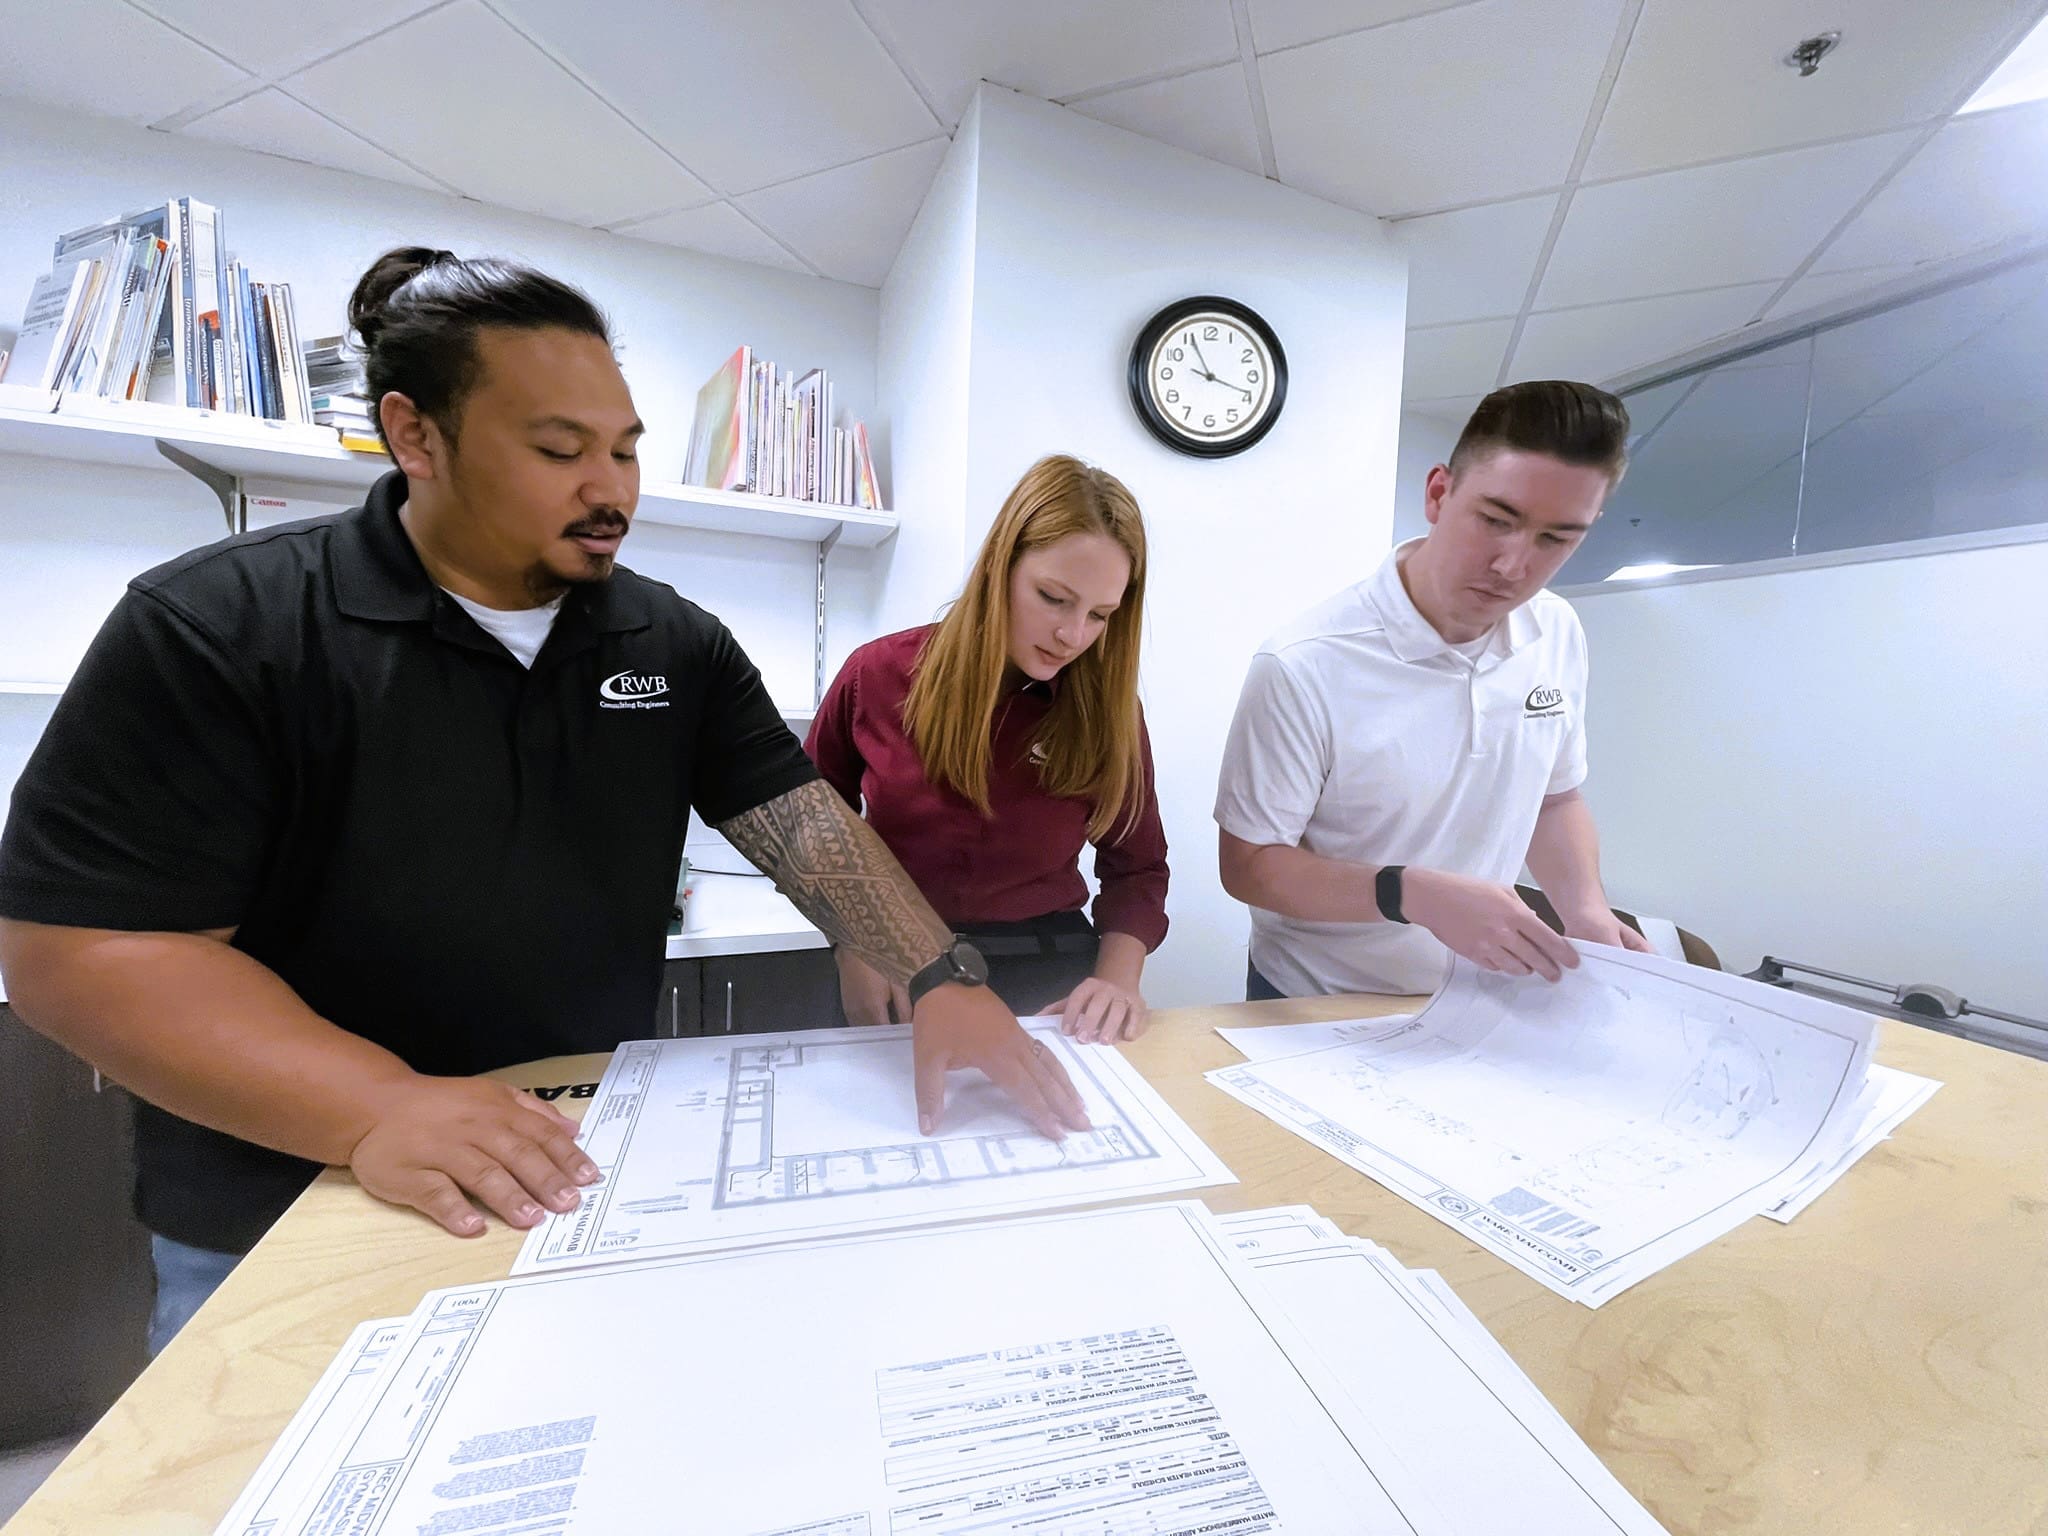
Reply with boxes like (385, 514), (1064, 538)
(600, 670), (671, 710)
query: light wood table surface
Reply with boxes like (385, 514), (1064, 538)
(8, 995), (2046, 1535)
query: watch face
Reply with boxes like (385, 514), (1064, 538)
(949, 940), (990, 987)
(1129, 298), (1287, 458)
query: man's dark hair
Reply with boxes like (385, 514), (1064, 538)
(1448, 380), (1631, 484)
(347, 247), (614, 448)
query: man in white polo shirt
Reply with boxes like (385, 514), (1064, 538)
(1216, 380), (1652, 998)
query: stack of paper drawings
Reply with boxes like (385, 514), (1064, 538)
(1209, 945), (1941, 1306)
(218, 1201), (1669, 1534)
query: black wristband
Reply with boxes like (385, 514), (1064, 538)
(1375, 865), (1410, 924)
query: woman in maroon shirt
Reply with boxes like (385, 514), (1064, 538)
(805, 455), (1168, 1043)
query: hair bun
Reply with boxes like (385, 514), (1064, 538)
(347, 246), (457, 351)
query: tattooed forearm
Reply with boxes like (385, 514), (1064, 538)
(716, 779), (951, 985)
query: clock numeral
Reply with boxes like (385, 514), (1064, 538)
(1160, 365), (1173, 380)
(1182, 331), (1194, 345)
(1181, 405), (1191, 419)
(1203, 324), (1219, 340)
(1227, 408), (1240, 422)
(1246, 368), (1261, 383)
(1169, 346), (1184, 361)
(1227, 331), (1236, 343)
(1241, 348), (1255, 363)
(1164, 389), (1179, 403)
(1203, 414), (1216, 428)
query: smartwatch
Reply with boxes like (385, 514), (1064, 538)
(1375, 865), (1410, 925)
(905, 936), (991, 1010)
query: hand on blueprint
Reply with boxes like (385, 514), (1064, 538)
(348, 1076), (600, 1237)
(912, 986), (1093, 1140)
(1048, 977), (1150, 1044)
(1558, 905), (1656, 955)
(1401, 868), (1580, 982)
(837, 948), (912, 1025)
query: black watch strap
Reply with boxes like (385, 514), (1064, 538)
(905, 936), (989, 1010)
(1375, 865), (1410, 924)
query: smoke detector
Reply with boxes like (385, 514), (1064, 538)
(1784, 32), (1841, 77)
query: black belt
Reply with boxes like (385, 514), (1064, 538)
(955, 912), (1097, 958)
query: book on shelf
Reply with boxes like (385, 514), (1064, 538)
(0, 198), (351, 448)
(681, 346), (882, 509)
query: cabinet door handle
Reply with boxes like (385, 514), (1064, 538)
(669, 985), (680, 1039)
(724, 979), (735, 1033)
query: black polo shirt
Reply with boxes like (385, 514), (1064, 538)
(0, 471), (818, 1252)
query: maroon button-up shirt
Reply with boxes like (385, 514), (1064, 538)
(804, 625), (1170, 949)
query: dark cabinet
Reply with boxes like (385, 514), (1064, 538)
(0, 1005), (153, 1446)
(653, 948), (842, 1038)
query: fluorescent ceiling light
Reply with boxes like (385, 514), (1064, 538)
(1606, 561), (1720, 581)
(1959, 13), (2048, 115)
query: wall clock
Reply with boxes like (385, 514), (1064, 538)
(1127, 295), (1287, 458)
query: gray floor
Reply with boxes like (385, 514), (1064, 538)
(0, 1434), (81, 1523)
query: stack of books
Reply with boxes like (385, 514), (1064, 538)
(0, 199), (315, 433)
(682, 346), (881, 509)
(302, 337), (379, 453)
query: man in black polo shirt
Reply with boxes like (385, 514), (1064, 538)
(0, 248), (1088, 1352)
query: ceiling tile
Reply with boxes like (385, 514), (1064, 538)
(180, 88), (444, 191)
(1585, 0), (2028, 179)
(495, 0), (936, 191)
(131, 0), (434, 77)
(1403, 319), (1515, 398)
(613, 202), (811, 275)
(0, 0), (247, 124)
(1540, 132), (1913, 307)
(1395, 194), (1557, 326)
(1511, 282), (1780, 383)
(1812, 100), (2048, 272)
(1263, 0), (1626, 215)
(287, 1), (708, 227)
(738, 139), (949, 287)
(862, 0), (1238, 126)
(1069, 63), (1264, 176)
(1249, 0), (1472, 54)
(1766, 264), (1920, 317)
(1404, 392), (1484, 426)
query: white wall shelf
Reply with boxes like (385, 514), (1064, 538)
(0, 680), (68, 695)
(0, 402), (897, 548)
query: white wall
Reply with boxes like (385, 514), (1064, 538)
(0, 97), (881, 720)
(952, 88), (1409, 1007)
(1393, 410), (1459, 545)
(1567, 536), (2048, 1019)
(864, 95), (983, 653)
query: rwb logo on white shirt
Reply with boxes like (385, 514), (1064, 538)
(1524, 684), (1565, 719)
(599, 670), (670, 710)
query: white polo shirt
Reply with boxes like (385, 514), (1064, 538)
(1214, 539), (1590, 996)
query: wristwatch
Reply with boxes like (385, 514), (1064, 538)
(905, 936), (990, 1010)
(1375, 865), (1411, 925)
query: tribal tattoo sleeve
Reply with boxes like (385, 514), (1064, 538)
(714, 778), (951, 985)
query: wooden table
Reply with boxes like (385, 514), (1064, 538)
(8, 996), (2047, 1535)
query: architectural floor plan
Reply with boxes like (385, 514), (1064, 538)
(515, 1021), (1233, 1275)
(1210, 946), (1879, 1304)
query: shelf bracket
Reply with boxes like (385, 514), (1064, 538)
(814, 524), (843, 709)
(155, 441), (246, 536)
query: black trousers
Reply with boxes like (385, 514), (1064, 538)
(955, 910), (1100, 1016)
(1245, 961), (1287, 1001)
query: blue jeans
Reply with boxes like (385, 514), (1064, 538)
(149, 1234), (240, 1356)
(1246, 962), (1286, 1001)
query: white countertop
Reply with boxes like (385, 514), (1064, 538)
(666, 868), (827, 960)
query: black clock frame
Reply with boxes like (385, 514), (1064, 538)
(1127, 295), (1289, 458)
